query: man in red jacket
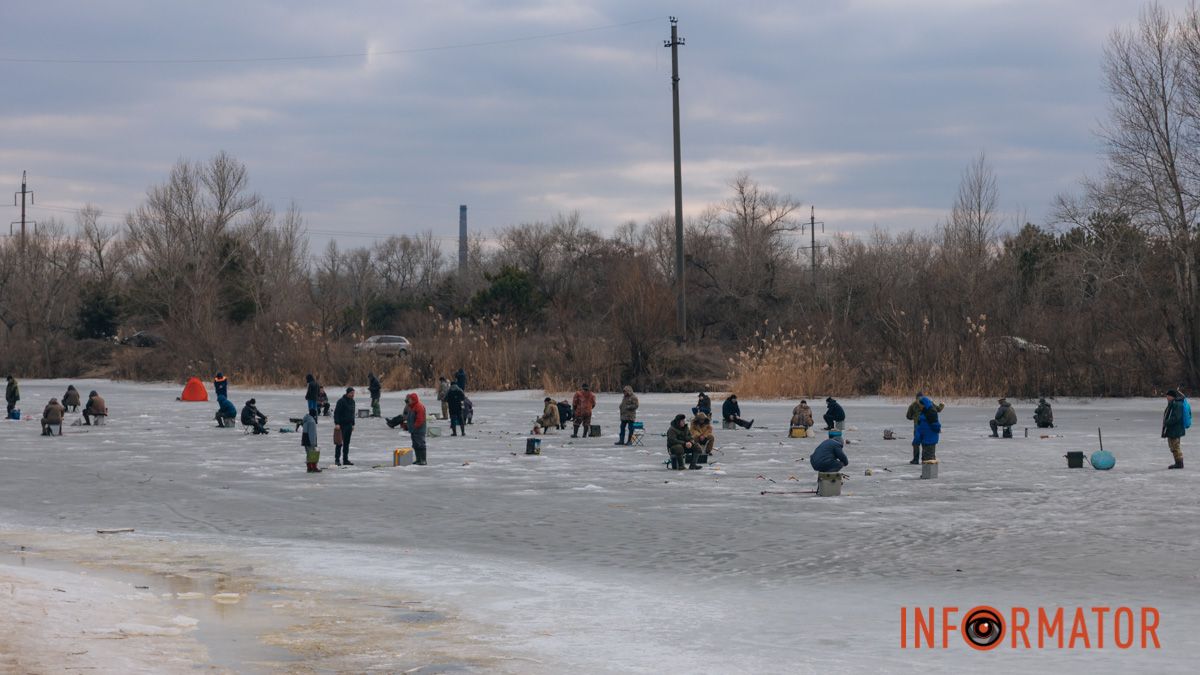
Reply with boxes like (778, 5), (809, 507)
(400, 392), (429, 465)
(572, 383), (597, 438)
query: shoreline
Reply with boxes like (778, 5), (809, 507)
(0, 525), (541, 674)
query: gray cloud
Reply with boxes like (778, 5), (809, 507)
(0, 0), (1187, 246)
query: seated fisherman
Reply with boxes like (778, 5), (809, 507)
(809, 430), (849, 473)
(1034, 398), (1054, 429)
(82, 390), (107, 425)
(41, 397), (65, 436)
(989, 398), (1018, 437)
(690, 412), (715, 458)
(215, 395), (237, 427)
(241, 398), (268, 434)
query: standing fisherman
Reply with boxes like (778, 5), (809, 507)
(333, 387), (356, 466)
(368, 372), (382, 418)
(400, 393), (429, 465)
(1164, 389), (1187, 469)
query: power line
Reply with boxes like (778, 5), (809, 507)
(0, 17), (663, 65)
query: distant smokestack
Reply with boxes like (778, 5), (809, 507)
(458, 205), (468, 275)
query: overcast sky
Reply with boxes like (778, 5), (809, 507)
(0, 0), (1185, 247)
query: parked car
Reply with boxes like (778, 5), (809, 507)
(354, 335), (411, 356)
(119, 330), (166, 348)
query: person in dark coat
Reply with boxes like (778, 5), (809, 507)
(5, 375), (19, 416)
(215, 394), (237, 427)
(463, 397), (474, 424)
(617, 386), (639, 445)
(214, 372), (228, 399)
(333, 387), (356, 465)
(62, 385), (81, 412)
(368, 372), (382, 417)
(445, 383), (467, 436)
(454, 368), (468, 392)
(304, 374), (320, 419)
(914, 396), (942, 462)
(692, 392), (712, 417)
(1163, 389), (1187, 469)
(989, 398), (1018, 437)
(722, 394), (754, 429)
(317, 386), (331, 416)
(823, 397), (846, 430)
(399, 392), (428, 465)
(556, 400), (572, 430)
(667, 414), (699, 470)
(1034, 398), (1054, 428)
(809, 431), (849, 472)
(241, 398), (268, 434)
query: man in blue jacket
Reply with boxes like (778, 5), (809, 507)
(214, 395), (236, 427)
(914, 396), (942, 462)
(810, 430), (849, 473)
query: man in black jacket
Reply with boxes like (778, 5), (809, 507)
(823, 397), (846, 430)
(240, 398), (268, 434)
(333, 387), (356, 466)
(721, 394), (754, 429)
(305, 374), (320, 420)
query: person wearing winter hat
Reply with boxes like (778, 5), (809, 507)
(823, 397), (846, 430)
(1163, 389), (1187, 469)
(333, 387), (356, 465)
(810, 430), (849, 473)
(241, 398), (268, 434)
(82, 390), (107, 426)
(399, 392), (428, 465)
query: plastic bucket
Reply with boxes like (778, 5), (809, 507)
(1065, 451), (1084, 469)
(526, 438), (541, 455)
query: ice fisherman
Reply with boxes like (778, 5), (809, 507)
(398, 392), (428, 465)
(62, 384), (81, 412)
(913, 396), (942, 463)
(1034, 398), (1054, 428)
(667, 413), (701, 470)
(215, 394), (236, 427)
(906, 392), (944, 464)
(368, 372), (382, 418)
(809, 430), (849, 473)
(304, 374), (320, 419)
(214, 372), (228, 399)
(41, 398), (64, 436)
(572, 383), (596, 438)
(536, 397), (560, 434)
(989, 398), (1018, 438)
(454, 367), (468, 392)
(333, 387), (356, 466)
(240, 398), (268, 434)
(692, 392), (712, 417)
(1163, 389), (1188, 469)
(722, 394), (754, 429)
(317, 386), (331, 416)
(690, 412), (715, 457)
(790, 400), (814, 429)
(82, 390), (107, 425)
(5, 375), (19, 416)
(446, 381), (467, 436)
(617, 386), (639, 445)
(823, 397), (846, 430)
(436, 376), (451, 420)
(302, 410), (322, 473)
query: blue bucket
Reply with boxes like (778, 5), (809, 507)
(6, 409), (19, 421)
(1090, 450), (1116, 470)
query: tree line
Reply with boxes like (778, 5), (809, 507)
(0, 2), (1196, 396)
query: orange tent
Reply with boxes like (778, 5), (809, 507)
(180, 377), (208, 402)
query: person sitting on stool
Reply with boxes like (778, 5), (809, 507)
(82, 390), (107, 425)
(215, 394), (237, 427)
(810, 430), (849, 473)
(1034, 398), (1054, 429)
(989, 398), (1017, 438)
(41, 398), (65, 436)
(721, 394), (754, 429)
(241, 398), (268, 434)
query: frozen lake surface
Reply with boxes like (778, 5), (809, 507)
(2, 380), (1198, 673)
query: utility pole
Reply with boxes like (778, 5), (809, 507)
(11, 170), (35, 247)
(802, 206), (825, 289)
(458, 204), (468, 276)
(665, 17), (686, 342)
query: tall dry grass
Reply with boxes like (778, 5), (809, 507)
(728, 328), (857, 399)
